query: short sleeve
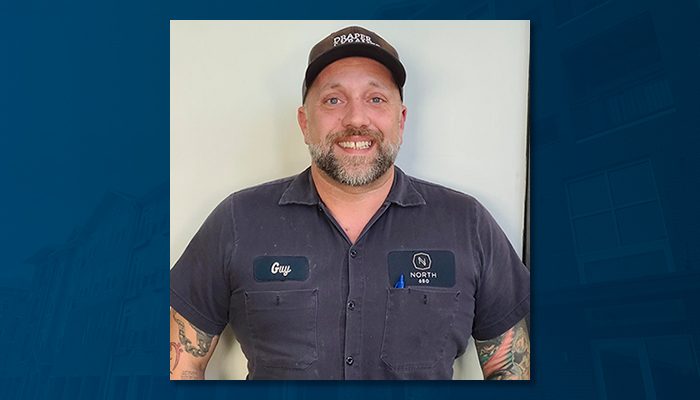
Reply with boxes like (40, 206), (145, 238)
(170, 195), (235, 336)
(470, 202), (530, 340)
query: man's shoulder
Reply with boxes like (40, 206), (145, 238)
(235, 175), (297, 195)
(401, 173), (503, 232)
(228, 174), (299, 206)
(404, 173), (482, 209)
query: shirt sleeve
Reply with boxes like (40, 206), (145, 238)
(470, 201), (530, 341)
(170, 194), (235, 336)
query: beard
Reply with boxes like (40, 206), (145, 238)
(307, 127), (401, 187)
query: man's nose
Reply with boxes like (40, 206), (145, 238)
(341, 100), (370, 129)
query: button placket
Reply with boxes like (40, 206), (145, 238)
(344, 245), (362, 378)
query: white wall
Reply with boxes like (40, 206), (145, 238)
(170, 20), (530, 380)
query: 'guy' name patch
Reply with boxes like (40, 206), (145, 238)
(388, 250), (455, 288)
(254, 256), (309, 282)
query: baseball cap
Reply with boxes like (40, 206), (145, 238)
(302, 26), (406, 102)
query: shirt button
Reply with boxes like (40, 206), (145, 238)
(347, 300), (355, 310)
(346, 356), (354, 366)
(350, 249), (358, 258)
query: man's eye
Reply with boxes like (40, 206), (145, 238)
(326, 97), (340, 105)
(370, 97), (384, 104)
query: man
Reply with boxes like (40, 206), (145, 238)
(170, 26), (530, 380)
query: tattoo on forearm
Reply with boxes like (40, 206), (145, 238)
(170, 342), (182, 374)
(475, 318), (530, 380)
(173, 313), (214, 357)
(180, 370), (204, 380)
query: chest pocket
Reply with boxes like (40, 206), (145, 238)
(380, 287), (460, 371)
(244, 288), (318, 370)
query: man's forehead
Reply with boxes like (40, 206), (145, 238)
(312, 57), (397, 91)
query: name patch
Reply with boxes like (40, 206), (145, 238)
(254, 256), (309, 282)
(388, 250), (455, 288)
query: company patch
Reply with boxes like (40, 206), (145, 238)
(388, 250), (455, 288)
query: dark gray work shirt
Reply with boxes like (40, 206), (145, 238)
(170, 166), (530, 380)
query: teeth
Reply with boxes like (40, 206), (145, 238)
(338, 141), (372, 150)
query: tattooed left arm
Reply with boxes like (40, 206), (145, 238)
(474, 318), (530, 380)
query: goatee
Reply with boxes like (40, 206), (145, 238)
(308, 127), (400, 187)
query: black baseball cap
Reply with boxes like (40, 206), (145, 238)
(302, 26), (406, 102)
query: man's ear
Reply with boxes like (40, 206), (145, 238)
(297, 105), (309, 144)
(398, 104), (407, 143)
(400, 105), (407, 130)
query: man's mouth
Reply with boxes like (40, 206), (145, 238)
(335, 136), (375, 152)
(337, 140), (372, 150)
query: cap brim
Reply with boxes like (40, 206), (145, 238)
(304, 44), (406, 99)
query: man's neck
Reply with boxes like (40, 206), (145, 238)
(310, 165), (395, 243)
(310, 165), (395, 210)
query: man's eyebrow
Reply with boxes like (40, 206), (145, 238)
(315, 82), (342, 91)
(368, 80), (390, 90)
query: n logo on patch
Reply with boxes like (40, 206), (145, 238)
(412, 252), (432, 270)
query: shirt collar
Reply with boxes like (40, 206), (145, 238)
(278, 166), (426, 207)
(278, 167), (319, 206)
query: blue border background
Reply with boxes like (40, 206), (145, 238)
(2, 0), (700, 399)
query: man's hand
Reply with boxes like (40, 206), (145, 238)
(170, 308), (220, 380)
(474, 318), (530, 380)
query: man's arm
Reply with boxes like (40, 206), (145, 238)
(170, 308), (220, 380)
(474, 318), (530, 380)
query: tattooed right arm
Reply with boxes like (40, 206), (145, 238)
(170, 308), (220, 380)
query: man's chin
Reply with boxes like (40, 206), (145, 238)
(336, 165), (394, 187)
(309, 144), (396, 186)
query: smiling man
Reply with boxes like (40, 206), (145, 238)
(170, 26), (530, 380)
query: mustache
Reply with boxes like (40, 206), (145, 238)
(325, 127), (384, 143)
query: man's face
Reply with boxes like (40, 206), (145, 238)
(298, 57), (407, 187)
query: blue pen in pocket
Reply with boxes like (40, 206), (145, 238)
(394, 274), (405, 288)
